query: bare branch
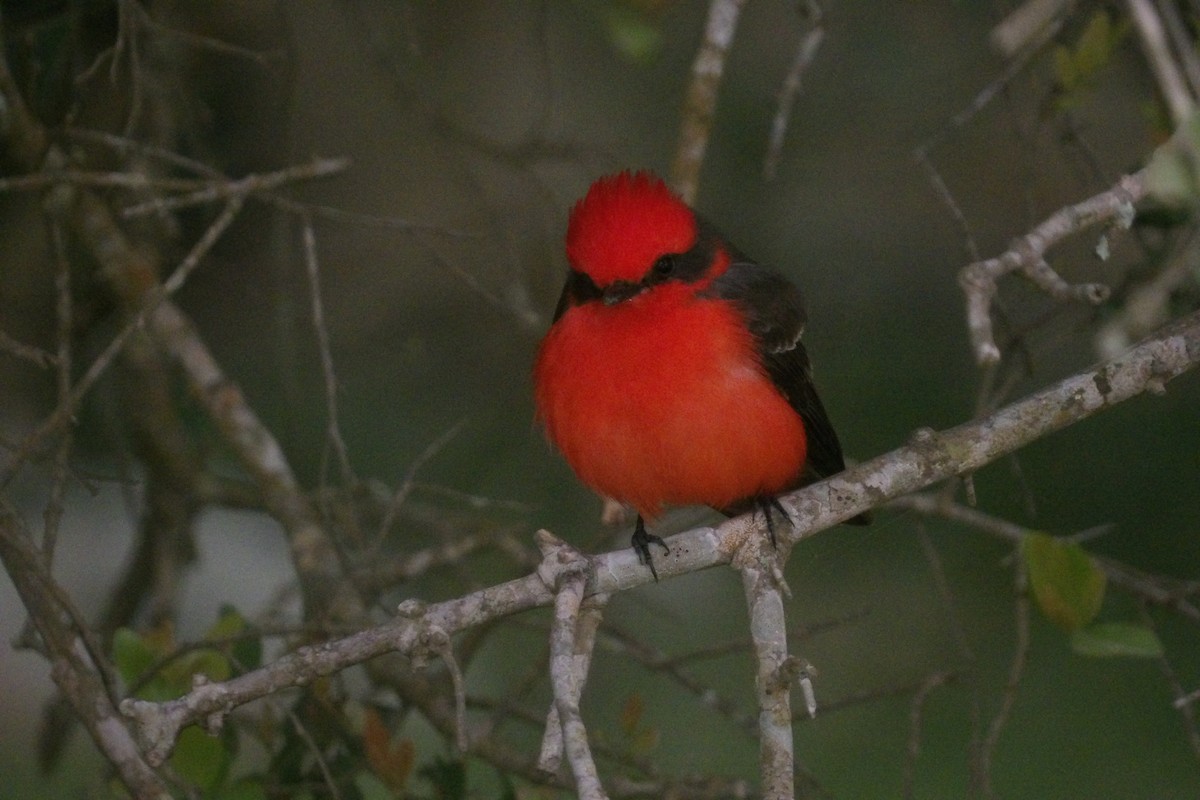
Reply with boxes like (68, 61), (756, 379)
(902, 670), (956, 800)
(0, 330), (56, 368)
(735, 535), (796, 800)
(989, 0), (1072, 58)
(1127, 0), (1196, 125)
(959, 171), (1143, 365)
(0, 512), (169, 799)
(0, 14), (47, 166)
(763, 1), (824, 181)
(302, 212), (356, 487)
(115, 308), (1200, 765)
(120, 157), (350, 218)
(670, 0), (747, 203)
(1140, 606), (1200, 759)
(0, 191), (242, 489)
(1153, 0), (1200, 97)
(1096, 225), (1200, 359)
(979, 554), (1032, 799)
(538, 531), (608, 799)
(894, 493), (1200, 622)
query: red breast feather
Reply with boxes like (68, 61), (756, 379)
(534, 283), (807, 518)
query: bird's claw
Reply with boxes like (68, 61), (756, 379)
(632, 516), (669, 581)
(758, 496), (794, 549)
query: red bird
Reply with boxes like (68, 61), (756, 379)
(534, 171), (863, 578)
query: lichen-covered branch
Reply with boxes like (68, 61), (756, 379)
(117, 308), (1200, 766)
(958, 170), (1145, 365)
(735, 536), (796, 799)
(0, 513), (169, 800)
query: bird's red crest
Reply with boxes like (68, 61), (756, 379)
(565, 171), (697, 286)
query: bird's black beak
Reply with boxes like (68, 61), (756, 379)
(602, 280), (644, 306)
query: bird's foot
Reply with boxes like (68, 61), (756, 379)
(631, 515), (670, 581)
(756, 496), (794, 549)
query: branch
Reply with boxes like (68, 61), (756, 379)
(763, 1), (824, 181)
(893, 493), (1200, 622)
(735, 535), (796, 799)
(0, 512), (169, 799)
(538, 531), (608, 798)
(1127, 0), (1196, 126)
(958, 171), (1144, 365)
(670, 0), (747, 203)
(117, 308), (1200, 764)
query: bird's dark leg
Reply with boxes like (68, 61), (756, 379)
(756, 496), (794, 548)
(631, 515), (670, 581)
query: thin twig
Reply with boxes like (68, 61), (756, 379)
(959, 170), (1143, 365)
(1140, 605), (1200, 759)
(915, 151), (982, 263)
(893, 493), (1200, 622)
(374, 419), (468, 549)
(596, 623), (757, 734)
(735, 535), (795, 800)
(1153, 0), (1200, 97)
(902, 670), (956, 799)
(40, 213), (75, 566)
(0, 193), (244, 490)
(1127, 0), (1196, 126)
(763, 0), (824, 181)
(538, 531), (608, 799)
(0, 330), (56, 368)
(979, 553), (1031, 800)
(670, 0), (747, 204)
(120, 157), (350, 218)
(301, 213), (355, 487)
(989, 0), (1072, 58)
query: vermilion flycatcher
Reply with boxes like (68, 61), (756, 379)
(534, 171), (864, 578)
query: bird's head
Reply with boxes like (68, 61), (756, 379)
(565, 171), (700, 304)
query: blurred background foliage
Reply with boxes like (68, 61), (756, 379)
(0, 0), (1198, 798)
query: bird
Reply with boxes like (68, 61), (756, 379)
(533, 170), (866, 579)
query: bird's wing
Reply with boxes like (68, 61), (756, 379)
(707, 260), (848, 483)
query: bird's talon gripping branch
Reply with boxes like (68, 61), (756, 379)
(631, 515), (670, 580)
(756, 496), (794, 549)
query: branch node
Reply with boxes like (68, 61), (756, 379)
(770, 657), (819, 718)
(396, 598), (427, 618)
(535, 528), (590, 591)
(909, 427), (938, 446)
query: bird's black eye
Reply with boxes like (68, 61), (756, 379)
(651, 254), (676, 280)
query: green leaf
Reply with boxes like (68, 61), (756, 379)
(600, 6), (662, 62)
(1073, 10), (1114, 79)
(112, 628), (158, 688)
(1071, 622), (1165, 658)
(213, 779), (269, 800)
(494, 769), (519, 800)
(419, 757), (467, 800)
(1023, 533), (1106, 631)
(1053, 46), (1077, 93)
(179, 649), (232, 684)
(353, 771), (396, 800)
(171, 725), (229, 792)
(112, 628), (180, 701)
(1146, 111), (1200, 205)
(206, 606), (247, 641)
(223, 608), (264, 672)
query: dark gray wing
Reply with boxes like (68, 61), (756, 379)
(707, 260), (848, 483)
